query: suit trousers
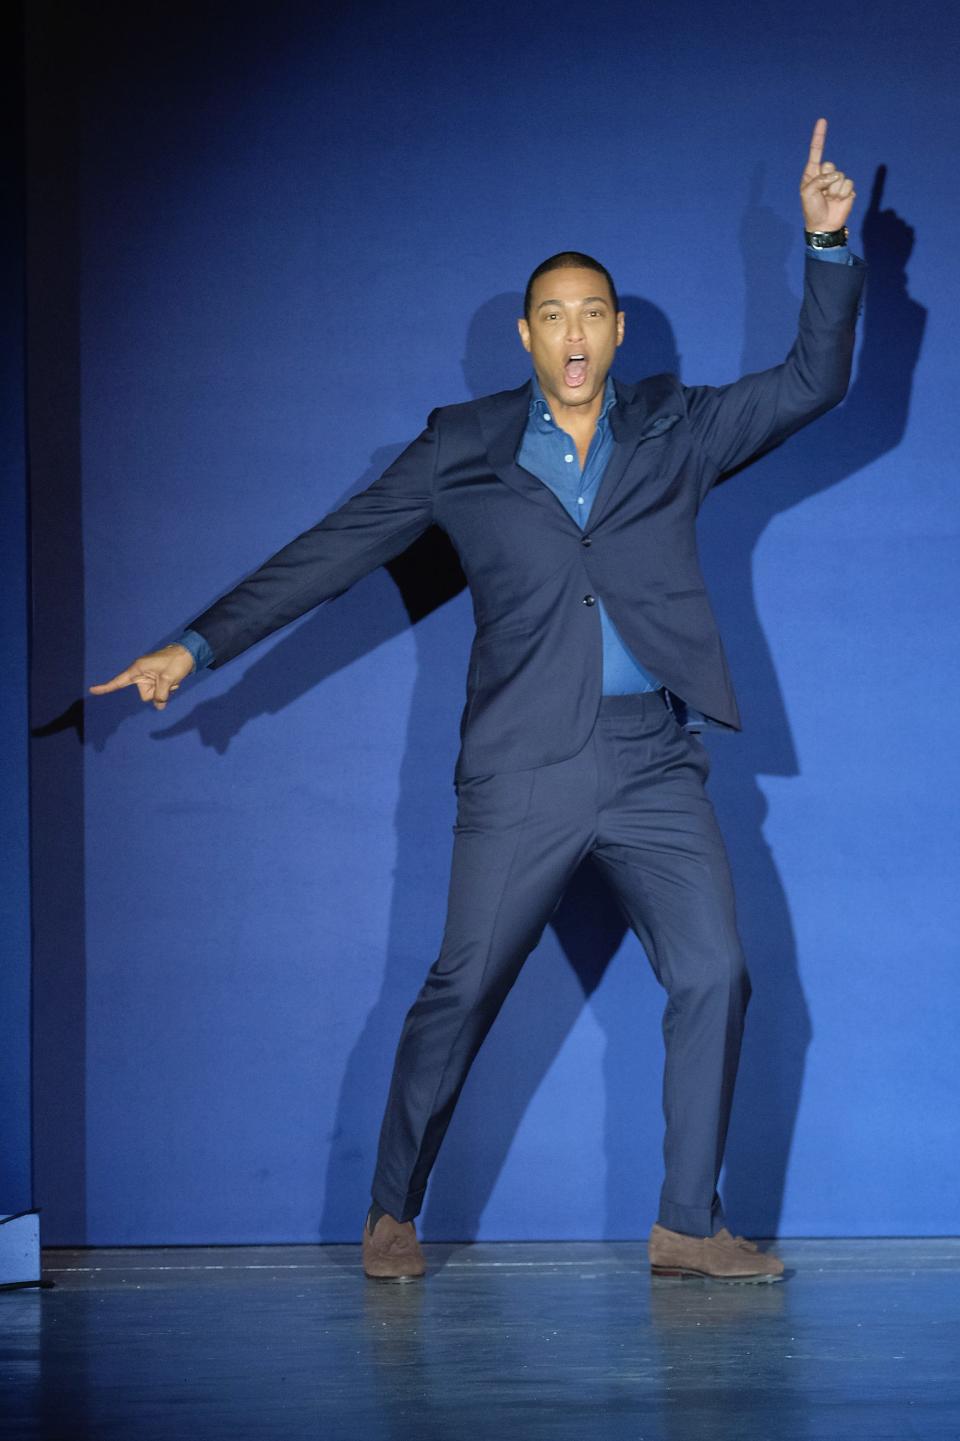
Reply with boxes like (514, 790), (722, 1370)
(371, 689), (751, 1237)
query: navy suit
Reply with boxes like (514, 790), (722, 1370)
(189, 253), (866, 1234)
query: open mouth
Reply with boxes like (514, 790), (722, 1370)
(564, 353), (588, 388)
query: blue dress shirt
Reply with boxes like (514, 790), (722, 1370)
(176, 244), (853, 688)
(518, 372), (662, 695)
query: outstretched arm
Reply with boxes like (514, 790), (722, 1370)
(90, 410), (439, 709)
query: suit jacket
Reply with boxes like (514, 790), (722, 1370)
(189, 254), (866, 782)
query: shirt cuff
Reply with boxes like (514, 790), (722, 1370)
(177, 627), (214, 671)
(806, 244), (852, 265)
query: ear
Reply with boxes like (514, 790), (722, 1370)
(517, 317), (532, 353)
(615, 311), (625, 347)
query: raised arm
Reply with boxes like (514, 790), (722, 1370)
(684, 118), (865, 489)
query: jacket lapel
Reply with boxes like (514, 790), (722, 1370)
(478, 382), (578, 528)
(587, 376), (681, 529)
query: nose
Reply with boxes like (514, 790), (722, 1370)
(565, 315), (584, 342)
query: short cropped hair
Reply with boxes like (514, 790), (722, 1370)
(523, 251), (619, 320)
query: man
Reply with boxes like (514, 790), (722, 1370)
(91, 119), (863, 1283)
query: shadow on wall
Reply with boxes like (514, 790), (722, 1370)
(357, 167), (924, 1243)
(330, 170), (920, 1244)
(699, 165), (925, 1235)
(42, 171), (924, 1243)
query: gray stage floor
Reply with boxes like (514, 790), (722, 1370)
(2, 1240), (958, 1440)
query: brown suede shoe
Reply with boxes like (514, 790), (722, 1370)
(362, 1211), (426, 1281)
(648, 1222), (785, 1284)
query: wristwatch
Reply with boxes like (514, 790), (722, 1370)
(804, 226), (849, 249)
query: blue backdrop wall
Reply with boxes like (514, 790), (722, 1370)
(25, 0), (958, 1243)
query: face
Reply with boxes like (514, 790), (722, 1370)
(517, 267), (624, 415)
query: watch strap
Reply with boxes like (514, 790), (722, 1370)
(805, 226), (849, 249)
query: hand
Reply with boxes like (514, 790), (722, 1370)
(800, 117), (856, 233)
(89, 643), (195, 711)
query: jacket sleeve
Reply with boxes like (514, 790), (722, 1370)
(186, 409), (439, 667)
(683, 253), (867, 495)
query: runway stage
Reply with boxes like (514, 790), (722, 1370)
(3, 1240), (958, 1440)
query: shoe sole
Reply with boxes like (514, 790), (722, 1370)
(650, 1266), (784, 1285)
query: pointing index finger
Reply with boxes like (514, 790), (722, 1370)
(807, 117), (827, 169)
(89, 668), (137, 695)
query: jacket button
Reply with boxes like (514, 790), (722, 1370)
(582, 594), (596, 606)
(580, 536), (592, 547)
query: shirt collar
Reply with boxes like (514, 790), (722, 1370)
(529, 373), (617, 425)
